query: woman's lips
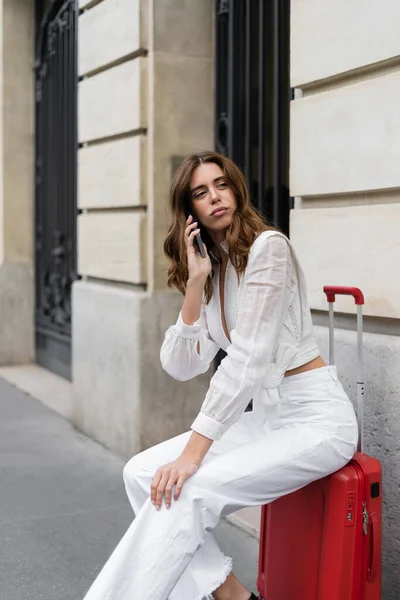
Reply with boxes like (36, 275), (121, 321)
(212, 207), (227, 217)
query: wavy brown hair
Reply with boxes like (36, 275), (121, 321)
(164, 150), (274, 303)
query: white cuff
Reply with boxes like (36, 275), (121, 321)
(175, 311), (202, 340)
(191, 411), (227, 441)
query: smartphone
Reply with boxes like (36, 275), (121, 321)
(186, 213), (207, 258)
(195, 231), (207, 258)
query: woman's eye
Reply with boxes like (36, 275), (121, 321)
(195, 191), (206, 198)
(218, 182), (227, 188)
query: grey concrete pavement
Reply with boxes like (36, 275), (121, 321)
(0, 377), (259, 600)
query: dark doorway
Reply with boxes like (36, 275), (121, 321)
(215, 0), (291, 234)
(34, 0), (78, 379)
(214, 0), (291, 373)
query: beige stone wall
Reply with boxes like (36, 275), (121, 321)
(78, 136), (147, 209)
(78, 0), (148, 284)
(151, 0), (213, 290)
(291, 203), (400, 318)
(78, 0), (213, 290)
(290, 0), (400, 320)
(73, 0), (214, 456)
(79, 0), (146, 75)
(291, 2), (400, 595)
(77, 0), (213, 290)
(0, 0), (35, 364)
(291, 0), (400, 89)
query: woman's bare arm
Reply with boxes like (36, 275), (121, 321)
(181, 279), (205, 325)
(182, 430), (214, 464)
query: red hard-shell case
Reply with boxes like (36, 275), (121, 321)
(257, 287), (382, 600)
(257, 454), (382, 599)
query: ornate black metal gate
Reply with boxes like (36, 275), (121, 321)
(215, 0), (291, 234)
(35, 0), (78, 379)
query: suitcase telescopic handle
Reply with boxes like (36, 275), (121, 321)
(323, 286), (365, 453)
(323, 286), (365, 306)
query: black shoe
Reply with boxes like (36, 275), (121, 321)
(248, 594), (259, 600)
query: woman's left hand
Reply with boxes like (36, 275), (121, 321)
(151, 455), (200, 510)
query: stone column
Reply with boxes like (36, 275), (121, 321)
(0, 0), (35, 365)
(73, 0), (214, 457)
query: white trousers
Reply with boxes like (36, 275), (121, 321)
(82, 366), (358, 600)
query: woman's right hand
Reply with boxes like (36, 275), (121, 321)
(185, 215), (212, 285)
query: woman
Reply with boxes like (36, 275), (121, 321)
(83, 151), (358, 600)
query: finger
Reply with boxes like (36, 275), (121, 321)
(186, 214), (193, 224)
(174, 475), (187, 501)
(164, 471), (178, 509)
(185, 229), (200, 253)
(186, 217), (197, 231)
(155, 472), (170, 510)
(185, 222), (198, 241)
(188, 228), (201, 246)
(151, 470), (163, 505)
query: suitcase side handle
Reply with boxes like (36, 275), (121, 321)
(368, 512), (380, 582)
(323, 285), (365, 453)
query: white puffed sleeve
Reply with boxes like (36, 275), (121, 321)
(160, 303), (220, 381)
(191, 233), (294, 441)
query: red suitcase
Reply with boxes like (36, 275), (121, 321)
(257, 286), (382, 600)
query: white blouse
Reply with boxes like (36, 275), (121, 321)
(160, 231), (320, 441)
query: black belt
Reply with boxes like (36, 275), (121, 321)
(245, 399), (253, 412)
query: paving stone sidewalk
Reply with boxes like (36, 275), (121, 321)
(0, 377), (259, 600)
